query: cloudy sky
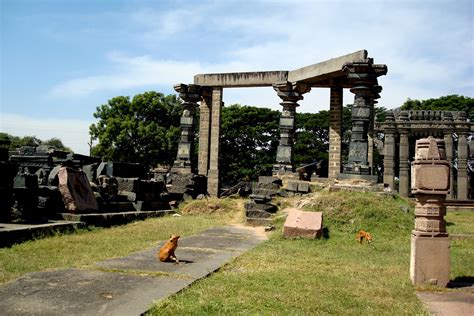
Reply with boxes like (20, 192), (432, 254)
(1, 0), (473, 154)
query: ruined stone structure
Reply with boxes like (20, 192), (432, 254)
(376, 111), (473, 199)
(173, 50), (387, 196)
(410, 137), (450, 287)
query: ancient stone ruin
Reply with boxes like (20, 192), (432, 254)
(377, 110), (473, 199)
(410, 137), (450, 287)
(172, 50), (389, 196)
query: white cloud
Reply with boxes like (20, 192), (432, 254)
(47, 0), (473, 110)
(1, 113), (93, 155)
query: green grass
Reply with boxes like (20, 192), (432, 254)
(0, 213), (228, 284)
(446, 211), (474, 280)
(147, 192), (473, 315)
(1, 191), (472, 315)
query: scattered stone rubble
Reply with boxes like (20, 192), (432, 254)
(0, 144), (208, 224)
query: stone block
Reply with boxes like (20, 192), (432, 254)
(283, 208), (323, 239)
(258, 176), (282, 186)
(249, 194), (271, 204)
(411, 162), (450, 194)
(410, 234), (450, 287)
(244, 201), (278, 213)
(286, 180), (310, 193)
(246, 209), (272, 219)
(58, 167), (98, 213)
(414, 218), (446, 233)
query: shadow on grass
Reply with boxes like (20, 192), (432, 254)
(322, 227), (330, 239)
(448, 276), (474, 288)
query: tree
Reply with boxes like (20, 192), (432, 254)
(89, 91), (182, 167)
(400, 95), (473, 121)
(293, 111), (330, 169)
(220, 105), (280, 185)
(0, 133), (72, 152)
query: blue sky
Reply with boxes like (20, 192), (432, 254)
(1, 0), (473, 154)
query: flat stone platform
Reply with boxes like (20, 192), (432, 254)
(0, 221), (85, 247)
(0, 225), (267, 315)
(60, 210), (175, 227)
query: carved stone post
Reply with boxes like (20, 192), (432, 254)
(442, 112), (454, 199)
(172, 84), (202, 173)
(272, 81), (310, 174)
(328, 86), (343, 179)
(398, 111), (410, 197)
(207, 87), (223, 197)
(198, 88), (212, 176)
(383, 111), (396, 190)
(342, 59), (387, 177)
(410, 137), (450, 287)
(456, 111), (469, 200)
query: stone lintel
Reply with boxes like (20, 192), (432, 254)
(288, 50), (368, 84)
(194, 71), (288, 87)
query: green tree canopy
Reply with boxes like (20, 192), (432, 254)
(0, 133), (72, 152)
(220, 104), (280, 185)
(89, 91), (182, 167)
(400, 95), (473, 120)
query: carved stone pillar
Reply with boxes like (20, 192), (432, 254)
(383, 111), (396, 190)
(272, 81), (310, 174)
(198, 88), (212, 176)
(207, 87), (223, 197)
(172, 84), (202, 174)
(342, 59), (387, 176)
(328, 86), (343, 179)
(457, 132), (469, 200)
(442, 112), (454, 199)
(410, 137), (450, 287)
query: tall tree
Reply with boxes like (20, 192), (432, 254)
(294, 111), (330, 168)
(220, 105), (280, 185)
(89, 91), (182, 167)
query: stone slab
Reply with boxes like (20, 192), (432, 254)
(410, 234), (450, 287)
(283, 208), (323, 239)
(58, 167), (98, 212)
(0, 225), (268, 315)
(194, 71), (288, 87)
(0, 268), (192, 316)
(0, 221), (85, 247)
(288, 50), (367, 85)
(417, 291), (474, 316)
(60, 210), (174, 227)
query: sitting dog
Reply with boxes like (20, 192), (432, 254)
(355, 230), (373, 244)
(158, 234), (180, 264)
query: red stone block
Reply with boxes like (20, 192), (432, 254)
(58, 167), (98, 213)
(283, 208), (323, 239)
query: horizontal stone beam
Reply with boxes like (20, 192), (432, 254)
(288, 50), (368, 84)
(194, 71), (288, 87)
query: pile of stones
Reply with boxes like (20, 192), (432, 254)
(245, 177), (282, 226)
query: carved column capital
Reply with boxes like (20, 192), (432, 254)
(273, 81), (311, 107)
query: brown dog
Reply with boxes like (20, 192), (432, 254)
(158, 234), (180, 264)
(355, 230), (373, 244)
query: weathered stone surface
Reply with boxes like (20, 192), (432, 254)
(410, 234), (450, 287)
(244, 201), (278, 213)
(249, 194), (271, 204)
(283, 208), (323, 239)
(286, 180), (310, 193)
(411, 163), (450, 194)
(58, 167), (98, 212)
(245, 209), (272, 219)
(258, 176), (283, 186)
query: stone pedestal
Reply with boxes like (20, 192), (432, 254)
(410, 234), (450, 287)
(410, 137), (450, 287)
